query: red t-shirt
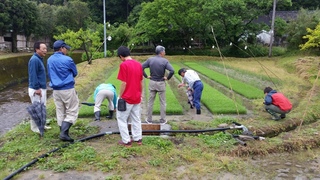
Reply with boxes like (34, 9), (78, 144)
(117, 59), (143, 104)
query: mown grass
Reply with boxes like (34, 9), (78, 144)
(0, 55), (320, 179)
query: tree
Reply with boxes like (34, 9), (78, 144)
(132, 0), (208, 48)
(300, 23), (320, 51)
(33, 3), (56, 42)
(54, 0), (91, 34)
(203, 0), (273, 48)
(1, 0), (39, 52)
(286, 8), (320, 49)
(54, 28), (101, 64)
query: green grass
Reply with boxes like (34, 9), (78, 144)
(171, 63), (246, 114)
(144, 78), (183, 115)
(78, 68), (120, 117)
(184, 62), (263, 99)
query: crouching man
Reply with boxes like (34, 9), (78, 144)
(93, 83), (117, 121)
(263, 87), (292, 121)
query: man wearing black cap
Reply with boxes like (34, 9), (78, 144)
(142, 45), (174, 125)
(47, 40), (79, 142)
(178, 68), (204, 114)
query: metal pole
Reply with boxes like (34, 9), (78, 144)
(103, 0), (107, 57)
(268, 0), (277, 57)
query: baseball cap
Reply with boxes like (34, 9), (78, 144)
(53, 40), (71, 50)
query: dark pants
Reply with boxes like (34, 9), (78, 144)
(193, 81), (203, 110)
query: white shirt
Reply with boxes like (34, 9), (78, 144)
(182, 70), (201, 88)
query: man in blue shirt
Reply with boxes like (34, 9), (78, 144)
(47, 40), (79, 142)
(28, 42), (51, 133)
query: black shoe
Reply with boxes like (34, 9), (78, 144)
(196, 109), (201, 114)
(94, 111), (101, 121)
(60, 121), (74, 142)
(106, 110), (114, 119)
(280, 114), (286, 119)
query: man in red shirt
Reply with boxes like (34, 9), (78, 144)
(116, 46), (143, 147)
(263, 87), (292, 120)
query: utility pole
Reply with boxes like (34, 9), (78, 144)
(268, 0), (277, 57)
(103, 0), (107, 57)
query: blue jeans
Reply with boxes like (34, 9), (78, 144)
(193, 81), (203, 110)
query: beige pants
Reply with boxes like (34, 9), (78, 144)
(28, 88), (47, 133)
(53, 88), (79, 126)
(147, 80), (166, 121)
(94, 89), (114, 112)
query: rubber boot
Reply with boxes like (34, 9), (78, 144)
(94, 111), (101, 121)
(106, 110), (114, 119)
(266, 109), (280, 121)
(59, 121), (74, 142)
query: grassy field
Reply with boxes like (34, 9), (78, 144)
(1, 55), (320, 179)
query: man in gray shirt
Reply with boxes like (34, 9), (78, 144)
(142, 45), (174, 125)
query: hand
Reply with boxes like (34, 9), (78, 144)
(178, 83), (184, 88)
(34, 89), (42, 97)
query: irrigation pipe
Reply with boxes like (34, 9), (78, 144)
(4, 124), (251, 180)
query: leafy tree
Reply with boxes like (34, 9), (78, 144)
(108, 23), (134, 49)
(132, 0), (208, 48)
(0, 0), (39, 52)
(33, 3), (56, 41)
(286, 8), (320, 49)
(300, 23), (320, 50)
(54, 28), (101, 64)
(54, 0), (91, 34)
(203, 0), (272, 48)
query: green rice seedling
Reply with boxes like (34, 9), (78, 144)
(171, 63), (246, 114)
(144, 78), (183, 115)
(184, 62), (263, 99)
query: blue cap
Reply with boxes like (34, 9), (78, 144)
(53, 40), (71, 50)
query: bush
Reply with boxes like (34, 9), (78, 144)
(81, 50), (113, 61)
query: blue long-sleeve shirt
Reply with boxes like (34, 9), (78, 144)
(28, 53), (46, 89)
(47, 52), (77, 90)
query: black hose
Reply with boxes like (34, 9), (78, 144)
(4, 126), (246, 180)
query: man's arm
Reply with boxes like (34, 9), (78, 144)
(166, 62), (174, 80)
(119, 81), (126, 98)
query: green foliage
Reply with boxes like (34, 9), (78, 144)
(171, 63), (247, 114)
(54, 0), (91, 33)
(0, 0), (38, 52)
(132, 0), (208, 47)
(184, 62), (263, 99)
(286, 8), (320, 49)
(144, 78), (184, 115)
(54, 28), (101, 63)
(81, 51), (113, 61)
(203, 0), (272, 46)
(300, 23), (320, 50)
(199, 132), (237, 148)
